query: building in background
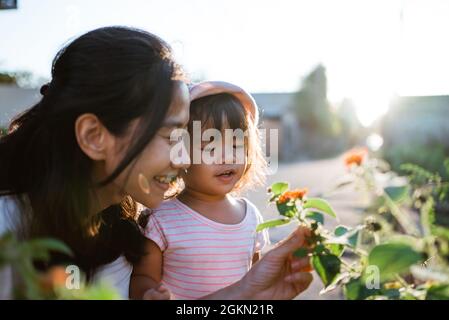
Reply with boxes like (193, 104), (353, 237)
(0, 0), (17, 10)
(0, 85), (39, 127)
(381, 95), (449, 176)
(253, 92), (300, 162)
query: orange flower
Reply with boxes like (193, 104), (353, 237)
(278, 188), (308, 204)
(38, 266), (68, 293)
(344, 147), (368, 167)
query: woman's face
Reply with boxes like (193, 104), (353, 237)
(109, 81), (190, 209)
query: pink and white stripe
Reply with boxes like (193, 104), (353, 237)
(143, 198), (270, 300)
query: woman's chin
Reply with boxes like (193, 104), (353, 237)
(135, 193), (163, 210)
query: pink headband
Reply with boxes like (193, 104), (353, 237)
(189, 81), (259, 124)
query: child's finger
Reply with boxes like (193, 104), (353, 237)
(156, 284), (172, 299)
(157, 289), (171, 300)
(156, 284), (169, 292)
(142, 289), (158, 300)
(143, 288), (170, 300)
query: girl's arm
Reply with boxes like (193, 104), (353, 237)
(129, 238), (167, 299)
(200, 226), (313, 300)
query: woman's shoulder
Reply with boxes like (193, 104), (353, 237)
(0, 195), (23, 235)
(92, 255), (132, 300)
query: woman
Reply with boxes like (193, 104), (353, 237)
(0, 26), (312, 299)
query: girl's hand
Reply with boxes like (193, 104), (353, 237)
(142, 284), (172, 300)
(238, 226), (313, 300)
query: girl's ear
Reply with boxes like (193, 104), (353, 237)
(75, 113), (113, 161)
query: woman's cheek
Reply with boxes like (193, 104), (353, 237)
(147, 138), (171, 167)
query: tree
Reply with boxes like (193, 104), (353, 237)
(293, 64), (343, 157)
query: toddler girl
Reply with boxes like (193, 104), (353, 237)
(130, 81), (270, 300)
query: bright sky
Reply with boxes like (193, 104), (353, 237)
(1, 0), (449, 126)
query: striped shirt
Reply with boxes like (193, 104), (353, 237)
(143, 198), (270, 300)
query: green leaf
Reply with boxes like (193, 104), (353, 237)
(270, 182), (289, 196)
(346, 228), (360, 247)
(426, 285), (449, 300)
(400, 163), (435, 184)
(293, 247), (309, 258)
(326, 225), (360, 247)
(313, 244), (326, 254)
(344, 277), (380, 300)
(276, 201), (298, 218)
(312, 253), (341, 287)
(387, 235), (424, 251)
(28, 238), (73, 257)
(303, 198), (336, 218)
(368, 243), (424, 280)
(334, 226), (349, 237)
(432, 225), (449, 241)
(384, 185), (409, 203)
(327, 243), (344, 257)
(256, 218), (292, 232)
(305, 211), (324, 225)
(0, 232), (15, 244)
(21, 244), (50, 261)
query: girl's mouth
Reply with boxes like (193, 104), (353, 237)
(214, 169), (236, 184)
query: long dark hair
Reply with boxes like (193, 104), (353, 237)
(0, 26), (182, 275)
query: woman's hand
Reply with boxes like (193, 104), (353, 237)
(238, 226), (313, 300)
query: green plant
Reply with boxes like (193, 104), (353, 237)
(383, 142), (449, 181)
(400, 158), (449, 226)
(0, 232), (120, 299)
(258, 150), (449, 299)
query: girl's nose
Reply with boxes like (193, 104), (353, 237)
(223, 145), (235, 164)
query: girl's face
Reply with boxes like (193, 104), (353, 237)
(182, 122), (248, 197)
(109, 81), (190, 209)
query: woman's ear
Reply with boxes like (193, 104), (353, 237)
(75, 113), (112, 161)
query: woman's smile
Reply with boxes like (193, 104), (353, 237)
(153, 173), (179, 192)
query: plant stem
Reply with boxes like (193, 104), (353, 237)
(382, 192), (420, 236)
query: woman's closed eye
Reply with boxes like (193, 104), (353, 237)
(161, 130), (184, 145)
